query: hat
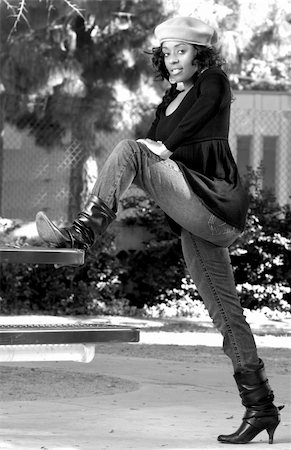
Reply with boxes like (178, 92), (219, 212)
(154, 16), (217, 47)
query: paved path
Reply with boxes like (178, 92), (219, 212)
(0, 344), (290, 450)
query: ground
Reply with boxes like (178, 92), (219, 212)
(0, 330), (290, 449)
(1, 344), (290, 402)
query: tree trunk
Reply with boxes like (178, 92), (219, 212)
(0, 96), (4, 216)
(68, 152), (86, 223)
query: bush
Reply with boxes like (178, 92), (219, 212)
(116, 194), (185, 308)
(0, 232), (135, 315)
(143, 275), (209, 319)
(117, 185), (291, 313)
(229, 167), (291, 311)
(0, 167), (290, 316)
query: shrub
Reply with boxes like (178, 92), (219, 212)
(143, 275), (209, 319)
(116, 194), (185, 308)
(1, 166), (290, 316)
(0, 232), (134, 315)
(117, 185), (291, 313)
(229, 167), (291, 311)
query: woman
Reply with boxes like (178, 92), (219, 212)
(36, 16), (283, 444)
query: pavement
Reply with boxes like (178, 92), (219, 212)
(0, 315), (290, 450)
(0, 349), (290, 450)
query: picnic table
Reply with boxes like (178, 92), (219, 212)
(0, 247), (139, 362)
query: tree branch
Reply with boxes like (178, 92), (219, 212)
(1, 0), (85, 40)
(63, 0), (85, 19)
(1, 0), (16, 12)
(2, 0), (31, 39)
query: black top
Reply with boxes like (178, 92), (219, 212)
(147, 67), (249, 231)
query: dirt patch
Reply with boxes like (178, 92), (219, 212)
(94, 343), (291, 374)
(1, 345), (289, 402)
(0, 366), (139, 401)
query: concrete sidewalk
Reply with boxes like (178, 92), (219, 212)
(0, 346), (290, 450)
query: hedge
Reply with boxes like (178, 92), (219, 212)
(0, 171), (290, 316)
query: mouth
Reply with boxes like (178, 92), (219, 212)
(171, 68), (183, 75)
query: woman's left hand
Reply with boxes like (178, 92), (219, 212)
(136, 138), (172, 160)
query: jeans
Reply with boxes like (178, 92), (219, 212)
(92, 139), (260, 373)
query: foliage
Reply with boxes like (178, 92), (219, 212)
(229, 58), (291, 92)
(0, 0), (167, 149)
(118, 188), (290, 313)
(109, 194), (185, 309)
(1, 0), (290, 157)
(1, 167), (291, 316)
(0, 0), (168, 219)
(223, 0), (291, 91)
(235, 282), (290, 312)
(229, 168), (291, 311)
(242, 165), (291, 236)
(0, 232), (134, 315)
(169, 0), (291, 91)
(143, 275), (209, 319)
(119, 194), (174, 239)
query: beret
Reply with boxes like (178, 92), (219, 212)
(154, 16), (217, 47)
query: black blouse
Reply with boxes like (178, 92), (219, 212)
(147, 67), (249, 231)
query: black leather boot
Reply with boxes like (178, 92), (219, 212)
(217, 364), (284, 444)
(36, 195), (116, 250)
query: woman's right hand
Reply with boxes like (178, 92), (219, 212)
(136, 139), (172, 159)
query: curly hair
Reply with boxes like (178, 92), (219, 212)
(151, 44), (226, 81)
(150, 44), (226, 108)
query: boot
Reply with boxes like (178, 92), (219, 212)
(36, 195), (116, 250)
(217, 364), (284, 444)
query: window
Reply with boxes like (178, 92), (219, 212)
(262, 136), (277, 192)
(236, 135), (252, 177)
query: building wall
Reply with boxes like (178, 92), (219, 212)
(230, 91), (291, 205)
(2, 124), (71, 221)
(1, 125), (132, 221)
(1, 90), (290, 222)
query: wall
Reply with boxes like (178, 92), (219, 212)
(230, 90), (291, 205)
(2, 124), (71, 221)
(1, 125), (132, 221)
(1, 90), (290, 222)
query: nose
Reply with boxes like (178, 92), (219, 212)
(169, 54), (178, 64)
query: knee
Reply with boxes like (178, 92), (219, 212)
(114, 139), (137, 153)
(110, 139), (142, 165)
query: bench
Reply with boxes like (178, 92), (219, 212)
(0, 247), (139, 362)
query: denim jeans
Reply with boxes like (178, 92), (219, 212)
(92, 139), (260, 373)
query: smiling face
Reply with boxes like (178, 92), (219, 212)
(161, 41), (198, 88)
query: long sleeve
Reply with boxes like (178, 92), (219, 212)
(163, 72), (230, 152)
(143, 67), (248, 232)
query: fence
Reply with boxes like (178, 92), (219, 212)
(0, 116), (133, 222)
(229, 91), (291, 206)
(0, 90), (290, 222)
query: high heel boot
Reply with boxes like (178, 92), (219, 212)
(217, 364), (284, 444)
(36, 195), (116, 250)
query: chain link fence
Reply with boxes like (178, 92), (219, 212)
(0, 99), (134, 221)
(230, 91), (291, 206)
(0, 91), (290, 222)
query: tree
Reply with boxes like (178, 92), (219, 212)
(0, 0), (167, 217)
(166, 0), (291, 91)
(0, 0), (166, 138)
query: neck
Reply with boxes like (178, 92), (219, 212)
(179, 82), (194, 92)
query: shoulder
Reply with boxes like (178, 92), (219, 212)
(197, 67), (230, 93)
(198, 67), (229, 83)
(195, 67), (231, 103)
